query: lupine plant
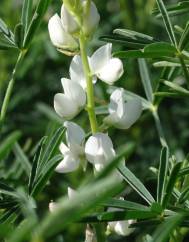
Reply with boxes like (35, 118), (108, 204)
(1, 0), (189, 241)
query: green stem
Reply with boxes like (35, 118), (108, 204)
(178, 55), (189, 88)
(79, 34), (98, 134)
(0, 50), (25, 130)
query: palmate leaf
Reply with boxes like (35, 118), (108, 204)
(118, 163), (155, 205)
(23, 0), (51, 48)
(0, 18), (15, 44)
(28, 126), (65, 196)
(161, 79), (189, 96)
(179, 21), (189, 50)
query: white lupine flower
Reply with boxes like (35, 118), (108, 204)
(48, 14), (78, 51)
(54, 78), (86, 120)
(56, 122), (85, 173)
(70, 44), (123, 87)
(108, 198), (135, 236)
(104, 88), (142, 129)
(69, 55), (97, 89)
(85, 133), (115, 171)
(90, 43), (124, 85)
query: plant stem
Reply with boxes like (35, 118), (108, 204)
(178, 55), (189, 89)
(79, 34), (98, 134)
(0, 50), (26, 130)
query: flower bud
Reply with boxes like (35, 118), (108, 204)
(61, 4), (80, 34)
(82, 1), (100, 36)
(48, 14), (79, 52)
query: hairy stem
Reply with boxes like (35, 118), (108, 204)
(79, 34), (98, 133)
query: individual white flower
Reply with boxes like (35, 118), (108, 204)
(54, 78), (86, 120)
(70, 44), (123, 87)
(108, 198), (136, 236)
(104, 88), (142, 129)
(56, 122), (85, 173)
(85, 133), (115, 171)
(90, 43), (124, 85)
(69, 55), (97, 89)
(48, 13), (78, 52)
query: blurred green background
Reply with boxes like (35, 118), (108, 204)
(0, 0), (189, 241)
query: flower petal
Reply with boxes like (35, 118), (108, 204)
(49, 202), (59, 212)
(59, 142), (69, 156)
(64, 121), (85, 156)
(55, 153), (79, 173)
(48, 14), (78, 50)
(90, 43), (112, 74)
(96, 58), (124, 85)
(54, 93), (78, 120)
(61, 78), (86, 109)
(61, 4), (79, 34)
(70, 55), (97, 89)
(82, 1), (100, 36)
(85, 133), (115, 166)
(114, 220), (135, 236)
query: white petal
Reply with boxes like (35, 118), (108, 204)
(90, 43), (112, 74)
(82, 1), (100, 36)
(85, 133), (115, 166)
(61, 4), (79, 34)
(48, 14), (78, 50)
(54, 93), (78, 120)
(59, 142), (69, 156)
(96, 58), (124, 85)
(64, 121), (85, 156)
(109, 89), (125, 117)
(55, 153), (79, 173)
(61, 78), (86, 107)
(117, 99), (142, 129)
(69, 55), (86, 89)
(68, 187), (77, 199)
(70, 55), (97, 89)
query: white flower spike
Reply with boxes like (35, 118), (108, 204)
(104, 88), (142, 129)
(90, 43), (124, 85)
(54, 78), (86, 120)
(55, 122), (85, 173)
(85, 133), (115, 172)
(48, 14), (78, 52)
